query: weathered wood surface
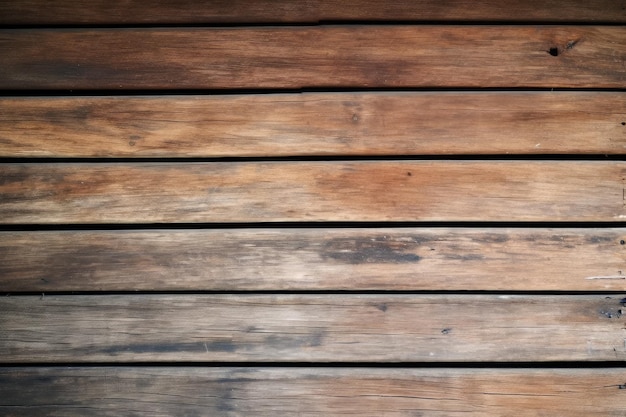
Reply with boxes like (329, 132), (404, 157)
(2, 92), (625, 157)
(1, 367), (625, 416)
(1, 0), (624, 24)
(1, 228), (625, 292)
(1, 161), (624, 223)
(1, 27), (625, 90)
(1, 294), (624, 362)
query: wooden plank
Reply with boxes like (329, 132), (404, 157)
(1, 26), (625, 90)
(1, 294), (624, 362)
(1, 161), (624, 224)
(2, 92), (625, 157)
(1, 228), (625, 292)
(1, 367), (625, 416)
(1, 0), (624, 24)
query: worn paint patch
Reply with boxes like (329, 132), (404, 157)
(321, 236), (421, 264)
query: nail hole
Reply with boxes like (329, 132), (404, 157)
(621, 122), (625, 126)
(548, 47), (559, 57)
(620, 240), (625, 245)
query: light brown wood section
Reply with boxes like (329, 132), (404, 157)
(1, 0), (624, 24)
(1, 294), (624, 363)
(1, 367), (625, 416)
(1, 161), (624, 223)
(1, 228), (625, 292)
(2, 92), (625, 157)
(1, 26), (625, 89)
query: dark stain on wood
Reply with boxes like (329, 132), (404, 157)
(265, 330), (326, 349)
(585, 235), (617, 244)
(599, 308), (623, 319)
(441, 253), (485, 261)
(472, 233), (510, 244)
(321, 236), (422, 264)
(101, 340), (237, 355)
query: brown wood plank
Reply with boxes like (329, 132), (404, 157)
(1, 228), (625, 292)
(2, 92), (625, 157)
(1, 294), (624, 362)
(1, 0), (624, 24)
(1, 367), (625, 416)
(1, 161), (624, 224)
(1, 26), (625, 90)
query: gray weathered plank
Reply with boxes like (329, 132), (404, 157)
(1, 367), (625, 416)
(1, 228), (625, 292)
(1, 294), (624, 362)
(1, 26), (625, 89)
(1, 161), (624, 223)
(1, 92), (625, 157)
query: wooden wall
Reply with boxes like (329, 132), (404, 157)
(0, 1), (625, 415)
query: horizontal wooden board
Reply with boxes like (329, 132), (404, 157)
(2, 92), (625, 157)
(1, 0), (624, 24)
(1, 367), (625, 416)
(1, 161), (624, 223)
(1, 26), (625, 89)
(1, 228), (625, 292)
(1, 294), (624, 362)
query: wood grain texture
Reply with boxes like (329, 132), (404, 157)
(2, 92), (625, 157)
(1, 228), (625, 292)
(1, 0), (624, 24)
(1, 294), (624, 362)
(1, 26), (625, 90)
(1, 161), (624, 224)
(1, 367), (625, 416)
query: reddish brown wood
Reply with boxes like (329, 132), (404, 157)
(1, 92), (625, 157)
(1, 26), (625, 89)
(1, 161), (624, 224)
(1, 0), (624, 24)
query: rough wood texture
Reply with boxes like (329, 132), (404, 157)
(1, 26), (625, 90)
(1, 228), (625, 292)
(1, 0), (624, 24)
(1, 367), (625, 416)
(1, 294), (624, 363)
(1, 161), (624, 224)
(2, 92), (625, 157)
